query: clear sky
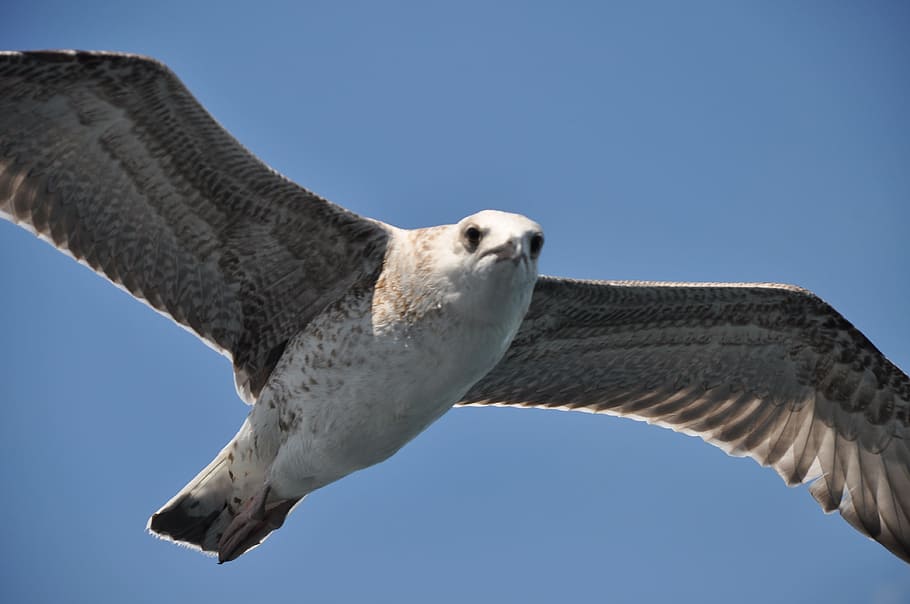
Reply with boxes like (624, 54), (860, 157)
(1, 2), (908, 602)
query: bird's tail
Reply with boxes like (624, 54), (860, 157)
(148, 450), (236, 554)
(147, 419), (297, 559)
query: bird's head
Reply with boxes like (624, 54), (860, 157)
(435, 209), (543, 323)
(450, 209), (543, 280)
(381, 210), (543, 328)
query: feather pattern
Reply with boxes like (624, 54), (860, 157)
(459, 277), (910, 561)
(2, 50), (908, 565)
(0, 50), (390, 401)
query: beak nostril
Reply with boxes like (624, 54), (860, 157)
(483, 239), (524, 263)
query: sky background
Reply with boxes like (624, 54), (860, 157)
(1, 2), (908, 602)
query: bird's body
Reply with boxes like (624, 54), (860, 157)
(150, 213), (541, 559)
(265, 221), (536, 484)
(1, 50), (908, 565)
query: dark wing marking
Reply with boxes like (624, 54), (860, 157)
(459, 276), (910, 562)
(0, 50), (390, 401)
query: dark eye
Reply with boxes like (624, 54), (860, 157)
(529, 233), (544, 258)
(464, 225), (482, 251)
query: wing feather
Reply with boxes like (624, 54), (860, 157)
(459, 277), (910, 562)
(0, 50), (390, 401)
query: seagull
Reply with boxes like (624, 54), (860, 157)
(1, 50), (908, 564)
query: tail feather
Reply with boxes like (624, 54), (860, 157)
(148, 453), (238, 554)
(149, 419), (267, 555)
(148, 419), (305, 560)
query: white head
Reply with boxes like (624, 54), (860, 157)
(395, 209), (544, 326)
(373, 210), (543, 378)
(448, 209), (543, 284)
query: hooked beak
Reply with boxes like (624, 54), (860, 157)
(482, 239), (525, 265)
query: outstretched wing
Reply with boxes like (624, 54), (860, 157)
(0, 50), (389, 401)
(459, 276), (910, 562)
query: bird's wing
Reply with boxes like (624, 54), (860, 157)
(459, 276), (910, 562)
(0, 50), (390, 402)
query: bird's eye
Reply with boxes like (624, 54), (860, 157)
(464, 225), (483, 251)
(529, 233), (544, 258)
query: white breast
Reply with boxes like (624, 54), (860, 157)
(252, 221), (538, 500)
(255, 291), (524, 499)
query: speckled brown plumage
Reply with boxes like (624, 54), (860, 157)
(0, 50), (389, 401)
(2, 50), (909, 565)
(459, 277), (910, 562)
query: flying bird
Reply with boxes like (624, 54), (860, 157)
(1, 50), (908, 564)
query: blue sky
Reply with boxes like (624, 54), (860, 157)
(1, 1), (908, 602)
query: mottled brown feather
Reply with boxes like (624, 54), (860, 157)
(3, 50), (908, 565)
(459, 277), (910, 562)
(0, 50), (390, 400)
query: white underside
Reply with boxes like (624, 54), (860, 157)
(255, 293), (520, 498)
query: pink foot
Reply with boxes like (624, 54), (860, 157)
(217, 486), (299, 563)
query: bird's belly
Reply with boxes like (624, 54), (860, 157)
(314, 364), (461, 466)
(257, 308), (511, 498)
(261, 358), (473, 497)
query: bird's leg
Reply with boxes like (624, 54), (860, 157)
(217, 485), (299, 563)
